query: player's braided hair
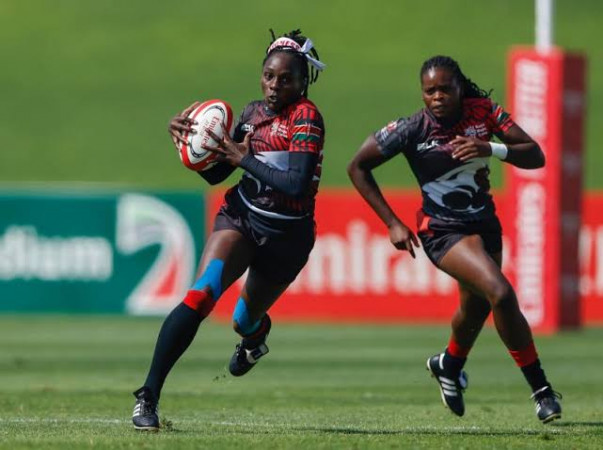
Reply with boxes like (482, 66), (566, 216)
(263, 29), (322, 97)
(420, 55), (492, 99)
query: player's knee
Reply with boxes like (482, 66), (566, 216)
(192, 259), (225, 300)
(464, 298), (491, 322)
(183, 289), (215, 317)
(232, 298), (261, 337)
(182, 259), (224, 317)
(485, 280), (514, 309)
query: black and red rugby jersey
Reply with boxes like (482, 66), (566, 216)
(375, 97), (514, 223)
(230, 97), (325, 218)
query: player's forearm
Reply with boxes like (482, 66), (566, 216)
(503, 142), (546, 169)
(347, 164), (402, 228)
(239, 152), (318, 197)
(197, 162), (237, 185)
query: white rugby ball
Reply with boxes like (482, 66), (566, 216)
(179, 99), (234, 171)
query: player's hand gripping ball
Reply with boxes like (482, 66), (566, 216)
(178, 100), (234, 171)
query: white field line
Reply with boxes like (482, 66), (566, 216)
(0, 418), (566, 434)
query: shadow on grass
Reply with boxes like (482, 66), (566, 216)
(553, 421), (603, 428)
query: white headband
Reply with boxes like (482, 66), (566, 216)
(267, 37), (326, 71)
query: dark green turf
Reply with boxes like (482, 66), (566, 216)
(1, 316), (602, 449)
(0, 0), (601, 189)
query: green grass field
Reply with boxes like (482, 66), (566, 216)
(1, 316), (602, 449)
(1, 0), (602, 189)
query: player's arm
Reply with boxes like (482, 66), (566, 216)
(450, 101), (545, 169)
(204, 126), (320, 196)
(450, 125), (544, 169)
(347, 135), (419, 257)
(197, 162), (237, 185)
(206, 106), (323, 196)
(238, 152), (318, 197)
(493, 124), (545, 169)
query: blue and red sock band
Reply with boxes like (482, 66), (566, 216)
(233, 297), (261, 336)
(182, 259), (224, 317)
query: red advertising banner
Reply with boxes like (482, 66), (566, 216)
(208, 190), (603, 327)
(507, 48), (587, 333)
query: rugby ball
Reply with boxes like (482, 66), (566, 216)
(179, 99), (234, 171)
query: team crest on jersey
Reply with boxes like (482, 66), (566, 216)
(386, 120), (397, 132)
(378, 120), (398, 141)
(464, 124), (488, 138)
(270, 121), (288, 138)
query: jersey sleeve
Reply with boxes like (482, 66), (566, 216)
(197, 162), (236, 185)
(489, 101), (516, 135)
(232, 102), (256, 143)
(289, 104), (325, 154)
(239, 151), (318, 197)
(374, 117), (414, 157)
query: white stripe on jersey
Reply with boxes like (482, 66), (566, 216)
(254, 151), (290, 170)
(237, 188), (308, 220)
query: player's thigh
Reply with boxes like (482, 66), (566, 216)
(197, 229), (254, 293)
(238, 218), (314, 321)
(456, 249), (501, 311)
(240, 248), (309, 322)
(439, 234), (509, 300)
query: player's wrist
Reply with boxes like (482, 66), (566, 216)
(238, 153), (255, 168)
(386, 217), (404, 229)
(489, 142), (508, 161)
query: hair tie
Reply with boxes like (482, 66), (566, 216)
(267, 37), (326, 72)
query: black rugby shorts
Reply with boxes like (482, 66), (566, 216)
(416, 211), (502, 266)
(213, 192), (315, 285)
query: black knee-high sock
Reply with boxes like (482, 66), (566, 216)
(521, 359), (550, 393)
(443, 350), (467, 376)
(143, 302), (202, 399)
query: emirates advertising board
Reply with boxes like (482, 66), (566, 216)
(1, 188), (602, 326)
(209, 190), (603, 327)
(0, 191), (204, 314)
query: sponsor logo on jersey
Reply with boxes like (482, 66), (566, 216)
(270, 121), (288, 138)
(417, 139), (440, 152)
(241, 123), (255, 133)
(463, 124), (488, 138)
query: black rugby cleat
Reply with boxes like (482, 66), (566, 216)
(132, 387), (160, 431)
(426, 353), (469, 417)
(229, 315), (271, 377)
(531, 385), (562, 424)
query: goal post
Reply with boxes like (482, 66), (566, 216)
(506, 0), (586, 333)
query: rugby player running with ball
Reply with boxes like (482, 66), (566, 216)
(132, 29), (326, 431)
